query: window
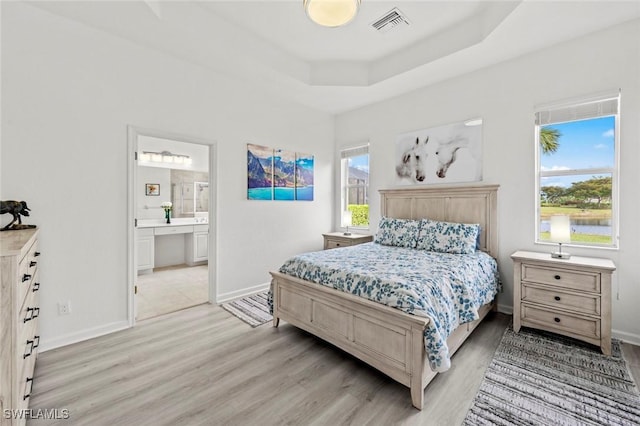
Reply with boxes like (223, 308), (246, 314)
(535, 93), (619, 247)
(341, 145), (369, 228)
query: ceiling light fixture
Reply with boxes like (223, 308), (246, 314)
(141, 151), (192, 166)
(464, 118), (483, 126)
(304, 0), (361, 28)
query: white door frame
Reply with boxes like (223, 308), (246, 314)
(127, 125), (217, 326)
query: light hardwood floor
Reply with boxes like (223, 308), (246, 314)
(29, 306), (640, 425)
(136, 265), (208, 321)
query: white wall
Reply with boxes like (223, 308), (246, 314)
(335, 20), (640, 344)
(1, 3), (334, 349)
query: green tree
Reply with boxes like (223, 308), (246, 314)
(540, 186), (565, 204)
(540, 127), (561, 154)
(565, 176), (612, 207)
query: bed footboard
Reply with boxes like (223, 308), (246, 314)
(270, 272), (495, 410)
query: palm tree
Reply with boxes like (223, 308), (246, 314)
(540, 127), (561, 154)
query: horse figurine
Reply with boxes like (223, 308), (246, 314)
(1, 200), (36, 231)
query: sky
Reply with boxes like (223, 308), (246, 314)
(348, 154), (369, 173)
(540, 116), (615, 188)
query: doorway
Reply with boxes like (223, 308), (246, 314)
(127, 127), (216, 324)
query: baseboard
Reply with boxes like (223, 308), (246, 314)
(497, 303), (513, 315)
(216, 282), (270, 304)
(39, 320), (130, 353)
(613, 329), (640, 347)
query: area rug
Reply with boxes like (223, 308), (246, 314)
(222, 292), (272, 327)
(463, 327), (640, 425)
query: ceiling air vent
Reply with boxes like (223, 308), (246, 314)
(371, 8), (410, 33)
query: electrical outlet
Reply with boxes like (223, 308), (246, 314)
(58, 301), (71, 315)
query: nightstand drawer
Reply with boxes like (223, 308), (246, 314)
(522, 304), (600, 339)
(326, 240), (346, 249)
(323, 233), (373, 250)
(522, 284), (600, 316)
(522, 264), (600, 293)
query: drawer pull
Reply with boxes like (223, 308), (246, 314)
(24, 307), (36, 323)
(24, 377), (34, 400)
(336, 243), (341, 246)
(33, 307), (40, 319)
(33, 335), (40, 349)
(30, 261), (37, 268)
(554, 296), (561, 301)
(34, 251), (41, 257)
(33, 282), (40, 292)
(554, 275), (561, 280)
(554, 317), (561, 323)
(24, 339), (34, 359)
(22, 274), (32, 282)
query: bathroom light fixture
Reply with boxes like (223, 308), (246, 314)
(304, 0), (361, 27)
(140, 151), (192, 166)
(550, 214), (571, 259)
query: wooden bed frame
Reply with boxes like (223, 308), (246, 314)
(270, 184), (499, 410)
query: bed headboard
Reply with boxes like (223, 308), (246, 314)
(379, 185), (499, 258)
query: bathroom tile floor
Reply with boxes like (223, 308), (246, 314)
(136, 264), (209, 321)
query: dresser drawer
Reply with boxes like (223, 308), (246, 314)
(522, 304), (600, 339)
(17, 259), (35, 310)
(522, 284), (600, 316)
(17, 350), (37, 413)
(17, 329), (39, 367)
(18, 289), (40, 333)
(522, 264), (600, 293)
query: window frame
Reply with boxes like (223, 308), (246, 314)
(340, 144), (370, 230)
(534, 92), (620, 249)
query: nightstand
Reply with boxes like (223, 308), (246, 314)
(511, 250), (616, 355)
(323, 232), (373, 250)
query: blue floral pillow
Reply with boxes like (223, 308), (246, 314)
(416, 219), (480, 254)
(374, 217), (421, 248)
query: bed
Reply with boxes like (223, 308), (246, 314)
(270, 185), (499, 410)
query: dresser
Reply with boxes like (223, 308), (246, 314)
(511, 250), (615, 355)
(322, 232), (373, 250)
(1, 229), (41, 425)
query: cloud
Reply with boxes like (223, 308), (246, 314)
(594, 143), (608, 149)
(540, 165), (570, 172)
(602, 129), (614, 138)
(540, 177), (571, 188)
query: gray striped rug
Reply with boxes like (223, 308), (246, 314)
(222, 292), (272, 327)
(464, 327), (640, 425)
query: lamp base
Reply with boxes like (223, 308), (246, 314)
(551, 251), (571, 259)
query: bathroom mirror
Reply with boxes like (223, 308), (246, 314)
(195, 182), (209, 213)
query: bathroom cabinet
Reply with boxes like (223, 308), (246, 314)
(136, 220), (208, 272)
(186, 224), (208, 266)
(136, 228), (155, 272)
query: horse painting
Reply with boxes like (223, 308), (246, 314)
(395, 119), (482, 185)
(395, 137), (429, 183)
(435, 136), (469, 178)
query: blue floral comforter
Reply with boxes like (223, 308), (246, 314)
(275, 242), (499, 372)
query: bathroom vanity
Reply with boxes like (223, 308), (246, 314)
(136, 218), (208, 273)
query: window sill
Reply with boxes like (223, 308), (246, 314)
(535, 240), (618, 251)
(341, 226), (371, 233)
